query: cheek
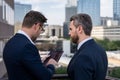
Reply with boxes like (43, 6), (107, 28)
(37, 29), (41, 34)
(35, 30), (41, 37)
(70, 30), (76, 36)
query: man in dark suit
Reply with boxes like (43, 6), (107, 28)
(67, 13), (108, 80)
(3, 10), (57, 80)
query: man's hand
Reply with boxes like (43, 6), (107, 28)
(41, 55), (50, 62)
(46, 58), (58, 68)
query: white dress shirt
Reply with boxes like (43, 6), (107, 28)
(77, 37), (92, 50)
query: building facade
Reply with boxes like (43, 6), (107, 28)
(0, 0), (14, 39)
(47, 25), (63, 37)
(92, 26), (120, 41)
(113, 0), (120, 25)
(66, 0), (77, 7)
(101, 17), (119, 27)
(65, 6), (77, 22)
(0, 0), (14, 78)
(63, 22), (69, 38)
(77, 0), (100, 26)
(0, 0), (14, 56)
(38, 25), (63, 39)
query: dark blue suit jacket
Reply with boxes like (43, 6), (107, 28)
(67, 39), (108, 80)
(3, 33), (55, 80)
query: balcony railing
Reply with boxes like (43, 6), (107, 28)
(52, 74), (120, 80)
(0, 73), (120, 80)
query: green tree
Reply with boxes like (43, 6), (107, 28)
(109, 67), (120, 78)
(107, 41), (118, 50)
(55, 67), (67, 74)
(94, 38), (120, 51)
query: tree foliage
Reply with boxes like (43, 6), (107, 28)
(109, 67), (120, 78)
(95, 38), (120, 51)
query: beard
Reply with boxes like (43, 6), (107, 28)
(71, 34), (79, 44)
(31, 32), (40, 42)
(31, 36), (37, 42)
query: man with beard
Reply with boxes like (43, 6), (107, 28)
(3, 10), (57, 80)
(67, 13), (108, 80)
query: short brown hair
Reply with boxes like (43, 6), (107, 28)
(22, 10), (47, 28)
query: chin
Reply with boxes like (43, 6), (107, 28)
(71, 40), (77, 44)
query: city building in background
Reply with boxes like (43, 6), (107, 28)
(93, 0), (120, 41)
(67, 0), (77, 7)
(113, 0), (120, 25)
(63, 22), (69, 38)
(0, 0), (120, 79)
(77, 0), (100, 26)
(92, 26), (120, 41)
(0, 0), (14, 78)
(65, 0), (77, 22)
(101, 17), (119, 27)
(14, 2), (31, 33)
(47, 25), (63, 38)
(0, 0), (14, 56)
(65, 6), (77, 22)
(37, 25), (63, 39)
(63, 0), (77, 38)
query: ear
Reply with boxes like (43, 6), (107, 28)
(33, 23), (38, 31)
(77, 25), (83, 33)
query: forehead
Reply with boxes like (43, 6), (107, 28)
(69, 21), (74, 27)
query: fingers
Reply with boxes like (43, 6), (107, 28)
(46, 58), (58, 67)
(41, 55), (50, 62)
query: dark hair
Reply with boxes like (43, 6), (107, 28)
(22, 10), (47, 28)
(70, 13), (92, 36)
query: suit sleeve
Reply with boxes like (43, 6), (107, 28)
(73, 53), (95, 80)
(21, 43), (55, 80)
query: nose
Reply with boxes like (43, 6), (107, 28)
(68, 31), (70, 36)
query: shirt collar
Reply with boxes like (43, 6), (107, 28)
(77, 37), (92, 50)
(17, 30), (35, 45)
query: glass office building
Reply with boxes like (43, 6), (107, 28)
(113, 0), (120, 25)
(77, 0), (100, 26)
(15, 2), (31, 23)
(63, 0), (77, 38)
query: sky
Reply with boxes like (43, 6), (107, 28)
(15, 0), (113, 25)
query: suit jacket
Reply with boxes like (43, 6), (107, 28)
(67, 39), (108, 80)
(3, 33), (55, 80)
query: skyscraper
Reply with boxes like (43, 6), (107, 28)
(77, 0), (100, 26)
(65, 0), (77, 22)
(113, 0), (120, 25)
(63, 0), (77, 38)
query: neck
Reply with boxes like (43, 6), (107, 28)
(21, 27), (33, 39)
(78, 35), (90, 44)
